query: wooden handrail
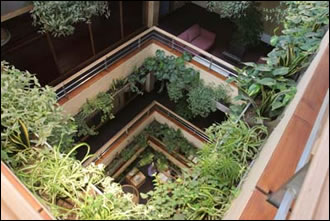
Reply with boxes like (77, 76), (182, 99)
(53, 27), (154, 90)
(54, 26), (236, 91)
(1, 4), (33, 22)
(289, 113), (329, 220)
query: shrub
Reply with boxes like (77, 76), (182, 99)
(1, 61), (77, 157)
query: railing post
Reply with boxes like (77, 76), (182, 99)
(62, 84), (68, 99)
(104, 57), (108, 69)
(209, 56), (213, 70)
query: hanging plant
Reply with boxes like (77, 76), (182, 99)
(74, 92), (114, 137)
(31, 1), (110, 37)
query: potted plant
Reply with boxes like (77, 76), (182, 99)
(74, 91), (114, 139)
(109, 77), (130, 113)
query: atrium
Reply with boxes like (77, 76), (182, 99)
(1, 1), (329, 220)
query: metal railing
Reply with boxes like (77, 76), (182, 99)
(270, 89), (329, 220)
(153, 103), (210, 142)
(93, 102), (210, 164)
(55, 27), (237, 100)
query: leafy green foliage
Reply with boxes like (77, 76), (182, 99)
(108, 77), (128, 94)
(187, 80), (232, 118)
(174, 99), (195, 120)
(227, 1), (329, 119)
(8, 138), (151, 220)
(129, 49), (232, 119)
(145, 121), (198, 158)
(74, 92), (114, 137)
(127, 67), (146, 95)
(208, 1), (263, 47)
(207, 1), (252, 19)
(1, 61), (77, 156)
(105, 134), (147, 176)
(31, 1), (110, 37)
(138, 151), (155, 167)
(146, 119), (267, 220)
(232, 3), (264, 47)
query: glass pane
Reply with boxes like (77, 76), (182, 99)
(123, 1), (144, 37)
(91, 1), (122, 54)
(50, 22), (93, 74)
(1, 13), (59, 86)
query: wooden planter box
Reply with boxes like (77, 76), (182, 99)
(145, 73), (156, 93)
(79, 83), (138, 142)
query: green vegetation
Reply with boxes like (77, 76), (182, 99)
(129, 50), (232, 119)
(11, 141), (151, 220)
(227, 1), (329, 120)
(144, 121), (198, 158)
(1, 61), (77, 158)
(145, 119), (267, 220)
(109, 77), (128, 94)
(31, 1), (110, 37)
(106, 121), (198, 177)
(187, 80), (231, 118)
(207, 1), (264, 47)
(1, 1), (328, 220)
(74, 92), (114, 137)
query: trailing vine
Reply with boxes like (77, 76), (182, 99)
(74, 92), (114, 137)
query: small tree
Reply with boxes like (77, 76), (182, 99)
(31, 1), (110, 37)
(207, 1), (263, 48)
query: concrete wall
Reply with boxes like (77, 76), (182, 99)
(150, 43), (238, 97)
(61, 44), (155, 116)
(61, 41), (238, 116)
(98, 109), (204, 167)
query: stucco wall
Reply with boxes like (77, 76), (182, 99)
(61, 41), (238, 116)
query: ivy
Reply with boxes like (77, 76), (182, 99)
(74, 92), (114, 137)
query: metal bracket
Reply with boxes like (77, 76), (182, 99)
(268, 162), (310, 209)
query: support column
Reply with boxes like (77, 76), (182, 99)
(146, 1), (159, 27)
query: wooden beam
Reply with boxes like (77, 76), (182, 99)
(112, 146), (147, 179)
(45, 32), (61, 74)
(119, 1), (124, 39)
(1, 4), (33, 22)
(88, 23), (96, 56)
